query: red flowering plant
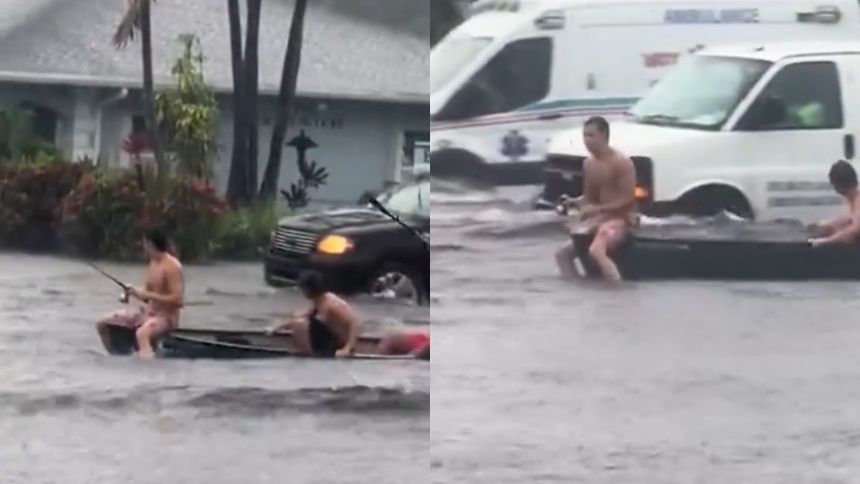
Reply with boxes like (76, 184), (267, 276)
(56, 170), (148, 259)
(157, 178), (228, 261)
(0, 161), (91, 249)
(58, 170), (230, 261)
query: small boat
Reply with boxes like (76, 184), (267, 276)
(572, 218), (860, 280)
(101, 325), (429, 361)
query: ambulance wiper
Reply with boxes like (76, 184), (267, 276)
(636, 114), (681, 125)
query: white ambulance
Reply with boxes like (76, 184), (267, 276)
(545, 40), (860, 224)
(430, 0), (859, 189)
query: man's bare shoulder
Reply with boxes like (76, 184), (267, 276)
(851, 193), (860, 215)
(163, 255), (183, 272)
(610, 149), (633, 164)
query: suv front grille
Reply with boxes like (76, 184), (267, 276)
(272, 227), (318, 255)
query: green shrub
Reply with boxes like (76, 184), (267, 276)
(0, 161), (91, 250)
(213, 203), (287, 260)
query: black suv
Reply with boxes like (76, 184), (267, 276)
(264, 177), (430, 305)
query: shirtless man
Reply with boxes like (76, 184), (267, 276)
(266, 272), (360, 358)
(809, 160), (860, 247)
(554, 116), (637, 283)
(95, 230), (185, 358)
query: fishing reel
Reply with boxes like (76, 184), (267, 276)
(119, 289), (130, 304)
(555, 195), (571, 216)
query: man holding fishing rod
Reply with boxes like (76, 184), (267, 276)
(95, 229), (185, 359)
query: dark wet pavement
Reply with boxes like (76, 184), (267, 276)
(0, 256), (428, 484)
(430, 184), (860, 483)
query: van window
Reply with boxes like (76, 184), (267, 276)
(738, 61), (843, 131)
(431, 36), (493, 93)
(629, 56), (770, 130)
(434, 37), (553, 122)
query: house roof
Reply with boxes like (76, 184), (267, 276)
(0, 0), (429, 104)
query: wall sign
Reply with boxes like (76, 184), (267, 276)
(642, 52), (681, 68)
(288, 114), (344, 129)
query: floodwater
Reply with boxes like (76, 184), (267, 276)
(0, 257), (428, 483)
(430, 183), (860, 483)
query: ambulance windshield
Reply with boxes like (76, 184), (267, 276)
(629, 55), (771, 130)
(431, 36), (493, 93)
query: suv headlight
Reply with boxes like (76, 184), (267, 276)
(316, 235), (354, 255)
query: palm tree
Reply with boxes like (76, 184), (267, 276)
(225, 0), (249, 203)
(224, 0), (262, 204)
(258, 0), (308, 201)
(113, 0), (168, 177)
(243, 0), (262, 200)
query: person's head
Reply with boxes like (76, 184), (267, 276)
(143, 229), (170, 258)
(583, 116), (610, 155)
(829, 159), (858, 195)
(297, 271), (325, 300)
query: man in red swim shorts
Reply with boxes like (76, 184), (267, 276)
(377, 330), (429, 358)
(554, 116), (637, 283)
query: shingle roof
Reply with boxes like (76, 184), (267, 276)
(0, 0), (429, 104)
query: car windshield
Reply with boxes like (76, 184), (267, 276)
(628, 55), (772, 130)
(379, 180), (430, 219)
(430, 36), (493, 93)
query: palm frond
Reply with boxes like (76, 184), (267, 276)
(113, 0), (153, 49)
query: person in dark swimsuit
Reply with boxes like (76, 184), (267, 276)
(266, 272), (360, 357)
(305, 306), (341, 357)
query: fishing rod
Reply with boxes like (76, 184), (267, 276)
(85, 262), (213, 306)
(368, 198), (429, 247)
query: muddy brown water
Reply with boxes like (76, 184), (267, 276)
(430, 184), (860, 484)
(9, 181), (860, 483)
(0, 256), (428, 484)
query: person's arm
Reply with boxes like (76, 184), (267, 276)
(267, 308), (311, 333)
(592, 160), (636, 215)
(818, 198), (860, 245)
(582, 159), (599, 207)
(815, 214), (851, 236)
(138, 265), (184, 305)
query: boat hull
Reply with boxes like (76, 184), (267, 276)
(101, 325), (428, 361)
(571, 219), (860, 281)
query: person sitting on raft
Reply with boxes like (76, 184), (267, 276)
(809, 160), (860, 247)
(266, 271), (360, 358)
(554, 116), (637, 283)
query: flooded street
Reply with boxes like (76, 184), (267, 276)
(431, 185), (860, 483)
(8, 181), (860, 484)
(0, 257), (428, 484)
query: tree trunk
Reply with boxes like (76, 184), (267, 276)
(140, 1), (168, 178)
(243, 0), (262, 200)
(225, 0), (248, 203)
(258, 0), (307, 201)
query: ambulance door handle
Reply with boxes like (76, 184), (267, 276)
(844, 134), (855, 160)
(538, 113), (563, 120)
